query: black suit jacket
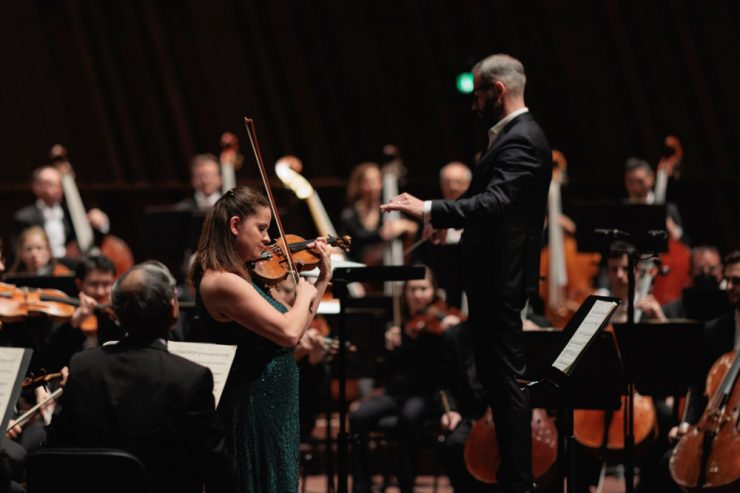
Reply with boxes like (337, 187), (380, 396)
(13, 203), (75, 244)
(430, 112), (551, 297)
(48, 337), (235, 493)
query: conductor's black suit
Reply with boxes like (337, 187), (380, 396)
(429, 111), (551, 491)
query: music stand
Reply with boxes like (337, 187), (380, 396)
(572, 202), (667, 493)
(612, 321), (705, 398)
(572, 203), (668, 255)
(332, 265), (425, 493)
(318, 295), (391, 493)
(0, 348), (33, 447)
(143, 206), (206, 283)
(525, 295), (622, 493)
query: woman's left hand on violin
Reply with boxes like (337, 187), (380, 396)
(310, 237), (333, 282)
(440, 314), (461, 331)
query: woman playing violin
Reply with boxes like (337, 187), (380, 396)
(191, 186), (332, 493)
(7, 226), (71, 277)
(350, 265), (460, 493)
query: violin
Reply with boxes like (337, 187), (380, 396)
(22, 370), (64, 390)
(464, 406), (558, 486)
(8, 373), (65, 434)
(404, 299), (465, 335)
(248, 234), (350, 286)
(670, 350), (740, 491)
(0, 282), (112, 332)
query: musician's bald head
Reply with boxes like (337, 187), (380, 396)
(112, 261), (179, 339)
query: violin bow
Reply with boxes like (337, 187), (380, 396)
(243, 117), (300, 285)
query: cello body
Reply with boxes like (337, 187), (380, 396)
(670, 351), (740, 492)
(464, 407), (558, 486)
(573, 393), (658, 462)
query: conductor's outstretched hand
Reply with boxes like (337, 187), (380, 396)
(380, 193), (424, 220)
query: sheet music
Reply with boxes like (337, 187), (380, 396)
(168, 341), (236, 406)
(552, 300), (618, 375)
(0, 348), (27, 426)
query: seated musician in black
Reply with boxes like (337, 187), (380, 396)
(633, 250), (740, 493)
(662, 245), (724, 320)
(40, 254), (125, 372)
(671, 250), (740, 437)
(349, 266), (460, 493)
(174, 154), (223, 211)
(47, 261), (235, 493)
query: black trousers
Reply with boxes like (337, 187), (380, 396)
(349, 393), (436, 493)
(467, 292), (533, 493)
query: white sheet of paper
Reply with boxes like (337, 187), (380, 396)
(552, 300), (618, 375)
(0, 348), (27, 423)
(168, 341), (237, 406)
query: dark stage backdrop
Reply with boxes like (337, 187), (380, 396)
(1, 0), (738, 260)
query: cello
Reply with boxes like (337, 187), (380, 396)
(670, 351), (740, 491)
(464, 406), (558, 487)
(539, 150), (601, 328)
(49, 145), (134, 277)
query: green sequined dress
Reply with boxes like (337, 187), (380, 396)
(197, 283), (299, 493)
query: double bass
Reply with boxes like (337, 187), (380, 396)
(670, 351), (740, 491)
(219, 131), (243, 193)
(650, 135), (691, 305)
(539, 150), (600, 328)
(49, 145), (134, 277)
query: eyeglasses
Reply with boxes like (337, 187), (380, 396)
(724, 276), (740, 286)
(472, 84), (491, 94)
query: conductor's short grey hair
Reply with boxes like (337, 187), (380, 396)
(473, 54), (526, 96)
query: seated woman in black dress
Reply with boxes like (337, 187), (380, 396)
(340, 162), (418, 266)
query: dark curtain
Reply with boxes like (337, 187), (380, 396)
(1, 0), (738, 256)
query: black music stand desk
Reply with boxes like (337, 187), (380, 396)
(612, 321), (705, 399)
(524, 295), (622, 493)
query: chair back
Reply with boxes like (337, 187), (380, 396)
(27, 447), (151, 493)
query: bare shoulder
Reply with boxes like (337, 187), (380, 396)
(200, 271), (254, 300)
